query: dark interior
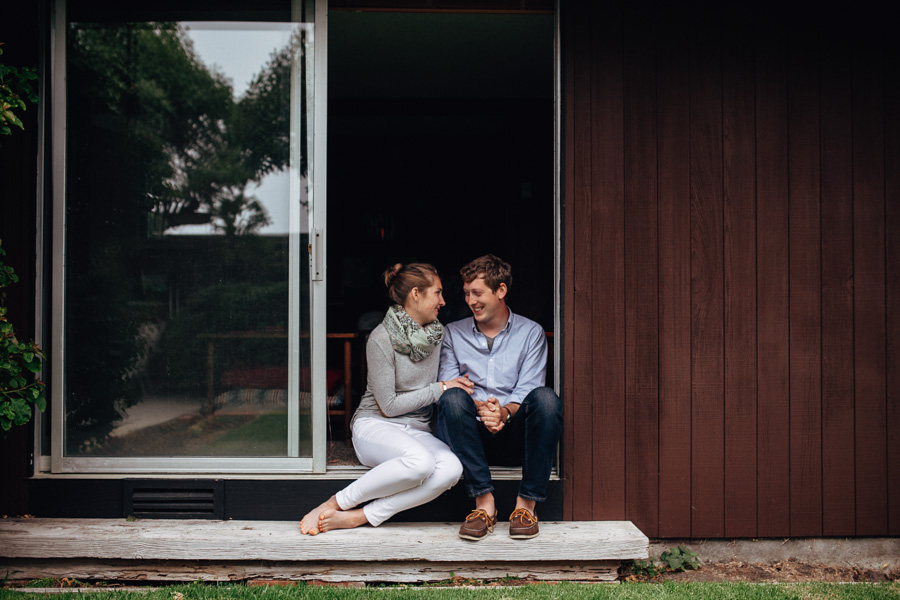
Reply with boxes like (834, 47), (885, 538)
(326, 11), (555, 333)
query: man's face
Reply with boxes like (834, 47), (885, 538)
(463, 276), (507, 327)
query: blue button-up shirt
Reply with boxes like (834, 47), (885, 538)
(438, 309), (547, 407)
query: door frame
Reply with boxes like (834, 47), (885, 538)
(34, 0), (561, 479)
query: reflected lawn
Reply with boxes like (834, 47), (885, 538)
(92, 411), (296, 458)
(86, 404), (362, 463)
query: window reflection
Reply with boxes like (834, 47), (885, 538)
(64, 22), (311, 458)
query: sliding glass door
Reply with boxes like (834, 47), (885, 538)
(51, 2), (326, 473)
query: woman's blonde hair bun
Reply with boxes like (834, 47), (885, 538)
(383, 262), (439, 305)
(383, 263), (404, 288)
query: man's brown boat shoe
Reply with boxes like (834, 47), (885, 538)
(508, 507), (539, 539)
(458, 508), (497, 541)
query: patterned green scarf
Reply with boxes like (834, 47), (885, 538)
(382, 304), (444, 362)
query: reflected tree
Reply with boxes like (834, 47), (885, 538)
(64, 23), (302, 451)
(233, 38), (300, 184)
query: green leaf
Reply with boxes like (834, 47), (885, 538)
(24, 352), (34, 362)
(13, 402), (32, 425)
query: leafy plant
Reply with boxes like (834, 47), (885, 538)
(0, 42), (39, 142)
(631, 545), (701, 578)
(0, 239), (46, 433)
(631, 558), (665, 578)
(661, 545), (701, 571)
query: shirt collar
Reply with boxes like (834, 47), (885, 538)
(470, 308), (515, 336)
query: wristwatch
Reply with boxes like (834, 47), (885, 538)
(441, 382), (448, 392)
(503, 406), (512, 423)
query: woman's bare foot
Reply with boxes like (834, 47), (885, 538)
(300, 496), (341, 535)
(318, 507), (369, 532)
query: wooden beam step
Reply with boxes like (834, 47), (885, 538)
(0, 518), (648, 583)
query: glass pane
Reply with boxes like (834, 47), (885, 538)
(63, 21), (313, 458)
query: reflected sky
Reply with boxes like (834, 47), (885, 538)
(169, 22), (301, 236)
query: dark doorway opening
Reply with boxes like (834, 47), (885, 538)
(326, 11), (555, 335)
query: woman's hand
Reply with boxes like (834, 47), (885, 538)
(441, 374), (475, 395)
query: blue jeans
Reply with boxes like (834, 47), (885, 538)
(435, 386), (562, 502)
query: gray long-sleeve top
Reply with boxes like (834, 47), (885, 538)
(350, 323), (444, 432)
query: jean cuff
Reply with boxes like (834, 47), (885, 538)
(466, 483), (495, 499)
(517, 491), (546, 503)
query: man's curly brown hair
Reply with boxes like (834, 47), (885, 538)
(459, 254), (512, 293)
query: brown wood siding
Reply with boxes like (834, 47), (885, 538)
(722, 17), (758, 539)
(561, 1), (898, 537)
(623, 8), (659, 537)
(787, 32), (823, 537)
(689, 15), (726, 538)
(656, 21), (692, 538)
(887, 50), (900, 537)
(852, 47), (888, 536)
(819, 35), (856, 536)
(754, 25), (792, 538)
(588, 2), (627, 521)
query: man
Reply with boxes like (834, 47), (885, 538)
(435, 254), (562, 540)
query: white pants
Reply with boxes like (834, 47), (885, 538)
(335, 418), (463, 527)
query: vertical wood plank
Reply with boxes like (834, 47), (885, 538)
(560, 0), (579, 521)
(886, 44), (900, 537)
(755, 27), (791, 537)
(590, 1), (627, 521)
(689, 15), (725, 538)
(722, 20), (758, 538)
(657, 19), (692, 538)
(819, 36), (856, 536)
(623, 13), (659, 537)
(787, 32), (823, 537)
(852, 46), (888, 536)
(568, 0), (595, 520)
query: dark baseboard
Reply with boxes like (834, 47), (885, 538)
(28, 478), (563, 521)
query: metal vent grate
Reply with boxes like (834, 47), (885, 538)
(124, 480), (223, 520)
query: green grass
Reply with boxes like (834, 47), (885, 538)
(2, 582), (899, 600)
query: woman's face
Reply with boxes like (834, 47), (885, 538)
(405, 276), (446, 326)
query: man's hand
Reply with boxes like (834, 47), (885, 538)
(475, 397), (505, 434)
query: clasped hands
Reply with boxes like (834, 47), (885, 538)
(474, 396), (508, 434)
(439, 375), (509, 433)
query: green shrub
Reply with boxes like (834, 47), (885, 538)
(0, 42), (39, 142)
(631, 545), (701, 578)
(0, 239), (46, 433)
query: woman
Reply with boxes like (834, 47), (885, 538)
(300, 263), (472, 534)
